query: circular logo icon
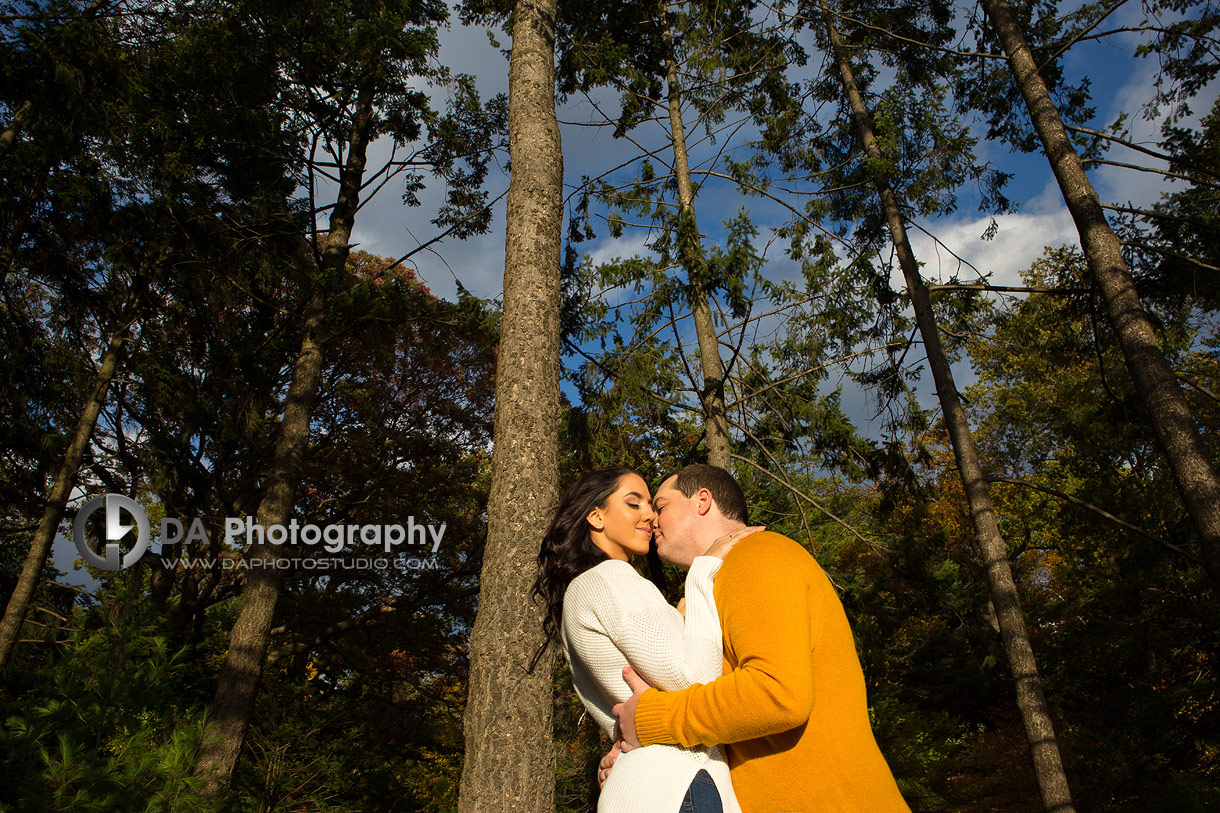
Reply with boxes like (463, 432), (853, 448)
(72, 494), (151, 571)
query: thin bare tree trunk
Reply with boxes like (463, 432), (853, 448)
(662, 19), (731, 470)
(456, 0), (561, 807)
(192, 85), (376, 799)
(824, 12), (1075, 812)
(0, 280), (143, 671)
(982, 0), (1220, 587)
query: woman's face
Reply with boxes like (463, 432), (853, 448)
(588, 473), (655, 561)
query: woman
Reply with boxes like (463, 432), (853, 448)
(532, 467), (744, 812)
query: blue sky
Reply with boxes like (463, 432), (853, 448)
(340, 2), (1214, 436)
(346, 3), (1194, 303)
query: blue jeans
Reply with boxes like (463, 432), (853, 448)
(678, 769), (723, 813)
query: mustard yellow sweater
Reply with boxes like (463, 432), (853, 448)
(634, 532), (909, 812)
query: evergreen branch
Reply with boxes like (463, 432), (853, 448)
(564, 144), (675, 213)
(692, 170), (857, 255)
(715, 294), (818, 339)
(44, 580), (97, 598)
(710, 264), (761, 388)
(29, 606), (71, 624)
(562, 338), (700, 415)
(727, 371), (819, 547)
(687, 115), (756, 178)
(666, 299), (703, 409)
(734, 342), (907, 404)
(593, 212), (668, 231)
(779, 4), (1004, 61)
(351, 142), (431, 213)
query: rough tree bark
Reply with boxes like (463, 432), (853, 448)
(982, 0), (1220, 587)
(455, 0), (562, 807)
(191, 84), (376, 798)
(824, 10), (1075, 812)
(661, 15), (732, 470)
(0, 277), (144, 671)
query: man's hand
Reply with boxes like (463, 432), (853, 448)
(597, 741), (621, 789)
(611, 666), (652, 752)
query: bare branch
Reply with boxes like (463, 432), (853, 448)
(731, 453), (888, 554)
(927, 283), (1089, 294)
(1065, 123), (1220, 183)
(986, 475), (1201, 563)
(1038, 0), (1131, 72)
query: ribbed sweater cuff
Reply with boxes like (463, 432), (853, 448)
(635, 688), (678, 746)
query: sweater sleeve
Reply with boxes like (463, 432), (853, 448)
(564, 558), (724, 697)
(612, 557), (723, 691)
(633, 534), (818, 747)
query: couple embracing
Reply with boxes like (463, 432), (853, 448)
(533, 464), (910, 812)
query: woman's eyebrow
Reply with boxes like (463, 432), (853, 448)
(623, 491), (651, 502)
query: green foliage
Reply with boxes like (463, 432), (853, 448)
(0, 597), (211, 812)
(961, 247), (1220, 809)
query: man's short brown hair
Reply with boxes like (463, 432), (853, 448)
(662, 464), (749, 524)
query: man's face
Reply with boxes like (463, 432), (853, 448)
(651, 475), (706, 568)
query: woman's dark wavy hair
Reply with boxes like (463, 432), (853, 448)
(529, 467), (638, 671)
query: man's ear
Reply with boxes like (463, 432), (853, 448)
(694, 488), (714, 516)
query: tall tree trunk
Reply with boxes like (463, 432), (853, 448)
(661, 19), (731, 470)
(0, 278), (144, 671)
(191, 85), (376, 798)
(982, 0), (1220, 586)
(456, 0), (561, 807)
(824, 12), (1075, 812)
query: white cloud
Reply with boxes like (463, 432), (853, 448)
(909, 199), (1079, 289)
(585, 231), (652, 268)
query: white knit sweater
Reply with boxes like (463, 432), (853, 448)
(560, 557), (741, 812)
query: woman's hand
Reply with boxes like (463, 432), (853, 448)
(704, 525), (765, 560)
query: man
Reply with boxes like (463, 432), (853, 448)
(611, 464), (909, 812)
